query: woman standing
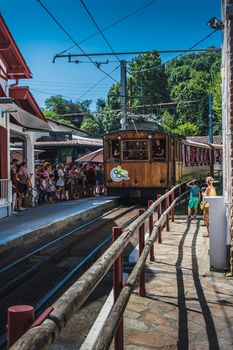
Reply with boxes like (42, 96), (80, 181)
(203, 176), (216, 237)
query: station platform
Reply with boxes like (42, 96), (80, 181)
(0, 196), (120, 257)
(123, 219), (233, 349)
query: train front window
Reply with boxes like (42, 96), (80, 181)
(152, 139), (166, 160)
(123, 140), (149, 160)
(107, 140), (120, 161)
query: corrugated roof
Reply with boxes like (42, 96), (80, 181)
(35, 138), (103, 147)
(76, 148), (103, 163)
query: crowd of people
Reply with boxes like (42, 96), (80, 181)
(10, 159), (105, 213)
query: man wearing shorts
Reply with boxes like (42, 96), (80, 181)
(187, 180), (200, 220)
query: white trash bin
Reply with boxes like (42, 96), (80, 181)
(205, 196), (227, 271)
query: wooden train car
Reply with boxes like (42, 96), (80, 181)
(103, 129), (222, 198)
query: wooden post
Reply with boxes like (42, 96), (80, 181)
(148, 200), (155, 261)
(112, 227), (124, 350)
(165, 190), (170, 231)
(171, 191), (175, 222)
(157, 194), (162, 243)
(139, 209), (146, 297)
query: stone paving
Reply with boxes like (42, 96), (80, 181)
(123, 219), (233, 350)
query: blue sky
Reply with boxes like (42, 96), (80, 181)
(1, 0), (222, 110)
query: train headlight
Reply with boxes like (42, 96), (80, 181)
(148, 134), (152, 139)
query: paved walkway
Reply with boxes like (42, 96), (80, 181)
(123, 219), (233, 350)
(0, 196), (118, 246)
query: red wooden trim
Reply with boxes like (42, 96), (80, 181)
(0, 61), (7, 76)
(9, 86), (46, 121)
(0, 15), (31, 78)
(0, 73), (7, 81)
(191, 146), (195, 165)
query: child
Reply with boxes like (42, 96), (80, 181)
(200, 187), (207, 226)
(202, 176), (216, 237)
(187, 180), (201, 220)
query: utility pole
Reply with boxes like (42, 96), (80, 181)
(208, 93), (213, 143)
(120, 60), (127, 130)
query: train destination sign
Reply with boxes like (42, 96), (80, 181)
(110, 166), (130, 182)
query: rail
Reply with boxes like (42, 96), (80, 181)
(0, 179), (9, 206)
(10, 179), (205, 350)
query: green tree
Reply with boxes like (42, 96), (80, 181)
(165, 49), (221, 135)
(129, 52), (169, 111)
(43, 110), (76, 127)
(210, 71), (222, 134)
(174, 122), (199, 136)
(102, 106), (121, 133)
(44, 95), (92, 128)
(160, 111), (199, 136)
(81, 117), (100, 136)
(160, 110), (176, 134)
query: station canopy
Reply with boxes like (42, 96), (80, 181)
(0, 97), (51, 131)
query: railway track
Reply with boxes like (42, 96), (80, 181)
(0, 205), (139, 349)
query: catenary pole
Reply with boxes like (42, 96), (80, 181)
(208, 93), (213, 143)
(120, 60), (127, 130)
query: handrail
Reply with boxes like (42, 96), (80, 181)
(94, 195), (183, 350)
(9, 179), (202, 350)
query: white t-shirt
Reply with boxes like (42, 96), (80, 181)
(56, 169), (64, 187)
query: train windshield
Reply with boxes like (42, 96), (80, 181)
(152, 139), (166, 160)
(123, 140), (149, 160)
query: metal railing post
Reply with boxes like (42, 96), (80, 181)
(157, 194), (162, 243)
(171, 191), (175, 222)
(148, 200), (155, 261)
(7, 305), (35, 348)
(112, 227), (124, 350)
(139, 209), (146, 297)
(165, 190), (170, 231)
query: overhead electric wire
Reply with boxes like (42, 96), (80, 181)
(58, 0), (159, 55)
(30, 65), (119, 101)
(78, 65), (120, 100)
(21, 80), (112, 87)
(36, 0), (118, 83)
(130, 29), (219, 74)
(80, 0), (120, 63)
(30, 88), (97, 101)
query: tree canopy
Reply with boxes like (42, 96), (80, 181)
(43, 95), (92, 129)
(42, 49), (222, 138)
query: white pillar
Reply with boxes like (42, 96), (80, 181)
(24, 133), (35, 188)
